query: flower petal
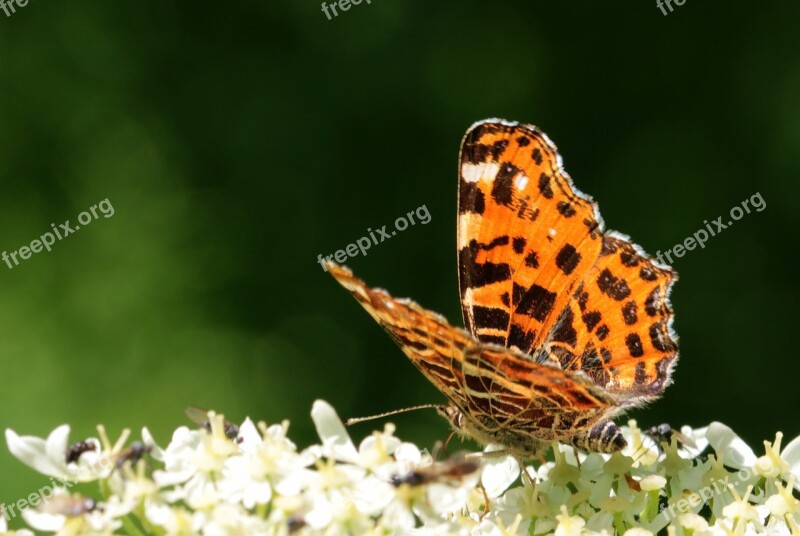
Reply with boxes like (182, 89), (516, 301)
(20, 509), (66, 532)
(705, 422), (757, 469)
(5, 428), (69, 479)
(310, 400), (358, 463)
(141, 427), (165, 462)
(780, 433), (800, 489)
(481, 453), (519, 499)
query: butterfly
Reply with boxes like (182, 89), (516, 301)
(325, 119), (678, 459)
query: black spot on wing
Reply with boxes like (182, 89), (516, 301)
(582, 311), (601, 331)
(462, 143), (490, 165)
(459, 240), (512, 294)
(513, 283), (557, 322)
(555, 244), (581, 275)
(551, 308), (577, 346)
(492, 163), (519, 205)
(596, 325), (610, 341)
(597, 269), (631, 301)
(471, 306), (510, 330)
(625, 333), (644, 357)
(508, 324), (535, 352)
(622, 301), (638, 325)
(524, 251), (539, 268)
(532, 148), (543, 165)
(620, 251), (639, 267)
(557, 201), (576, 217)
(490, 140), (509, 160)
(516, 136), (531, 147)
(649, 321), (676, 352)
(538, 173), (554, 199)
(640, 267), (658, 281)
(512, 237), (526, 254)
(576, 286), (588, 311)
(459, 180), (485, 215)
(644, 287), (661, 316)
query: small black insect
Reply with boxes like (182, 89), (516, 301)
(65, 440), (97, 464)
(185, 406), (241, 442)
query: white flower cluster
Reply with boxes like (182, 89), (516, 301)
(3, 402), (800, 535)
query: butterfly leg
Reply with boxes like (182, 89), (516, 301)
(572, 446), (582, 470)
(568, 421), (627, 454)
(516, 453), (537, 487)
(477, 482), (490, 520)
(442, 430), (458, 456)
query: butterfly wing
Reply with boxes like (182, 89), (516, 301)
(325, 262), (618, 442)
(458, 119), (677, 404)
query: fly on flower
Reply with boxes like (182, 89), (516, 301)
(113, 441), (151, 470)
(391, 453), (481, 487)
(185, 406), (241, 441)
(646, 423), (697, 451)
(65, 440), (97, 464)
(38, 495), (98, 516)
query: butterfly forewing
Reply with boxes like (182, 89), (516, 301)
(458, 120), (604, 358)
(458, 120), (677, 401)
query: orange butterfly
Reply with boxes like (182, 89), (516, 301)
(325, 119), (678, 459)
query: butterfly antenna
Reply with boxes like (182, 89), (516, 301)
(344, 404), (447, 426)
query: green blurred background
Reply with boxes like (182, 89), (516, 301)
(1, 0), (798, 512)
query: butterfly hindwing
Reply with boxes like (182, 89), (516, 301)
(325, 262), (618, 442)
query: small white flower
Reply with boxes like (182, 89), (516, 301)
(5, 426), (110, 482)
(678, 512), (710, 531)
(554, 505), (585, 536)
(6, 405), (800, 535)
(153, 414), (241, 509)
(721, 485), (763, 532)
(640, 474), (667, 491)
(764, 478), (800, 518)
